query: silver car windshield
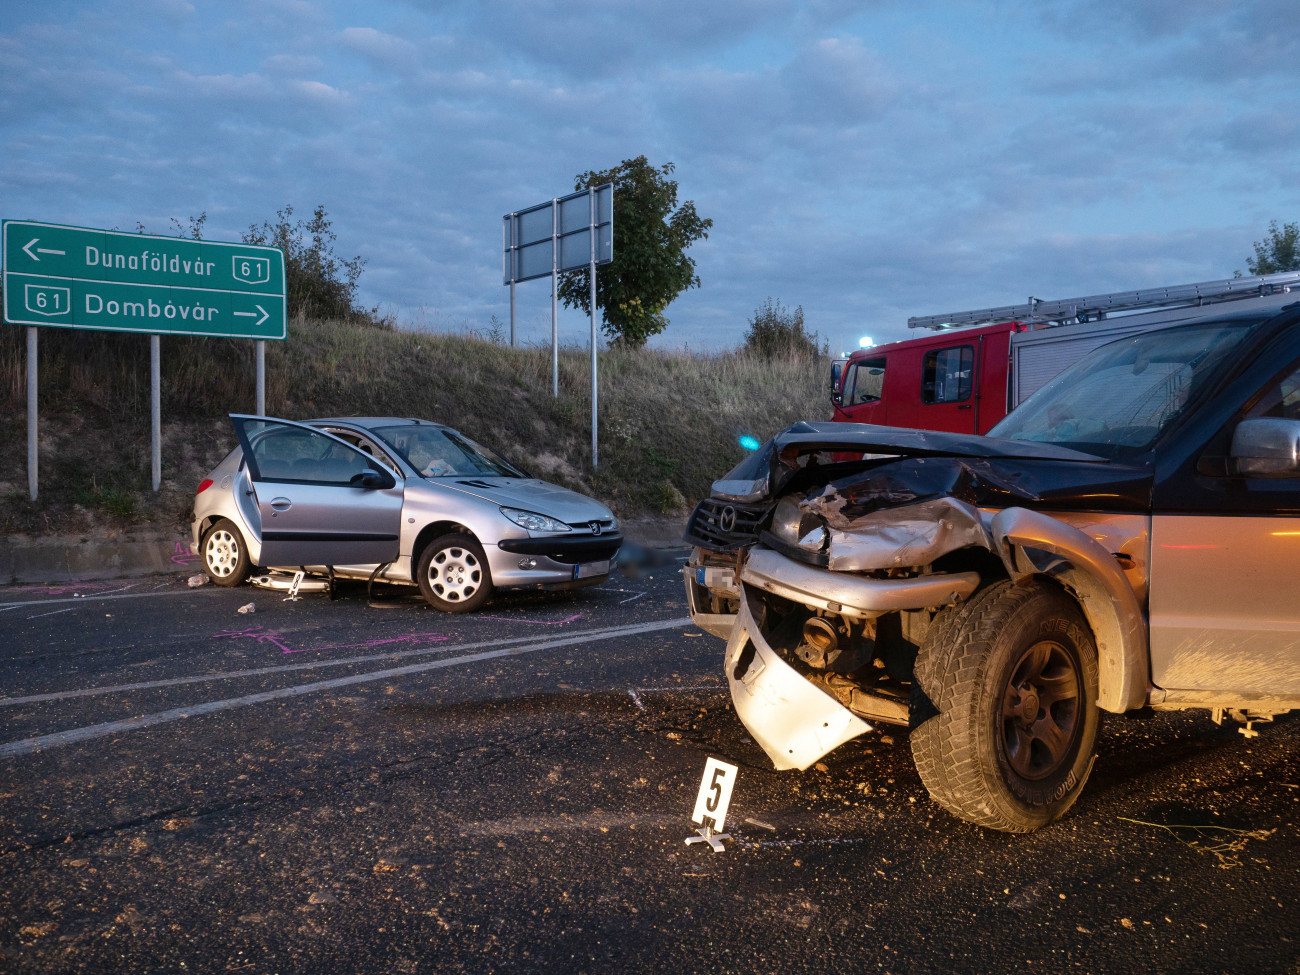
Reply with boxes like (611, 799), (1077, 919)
(991, 318), (1264, 456)
(370, 425), (525, 478)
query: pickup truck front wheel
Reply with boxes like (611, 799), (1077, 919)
(911, 580), (1100, 833)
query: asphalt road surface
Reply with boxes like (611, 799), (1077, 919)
(1, 561), (1298, 974)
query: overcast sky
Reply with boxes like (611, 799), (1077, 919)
(3, 0), (1298, 353)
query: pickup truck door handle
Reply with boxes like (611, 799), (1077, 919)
(269, 497), (292, 511)
(957, 404), (973, 410)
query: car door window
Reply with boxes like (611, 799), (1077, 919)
(318, 428), (403, 474)
(243, 421), (374, 485)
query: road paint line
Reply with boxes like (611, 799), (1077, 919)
(27, 608), (75, 619)
(0, 618), (692, 707)
(0, 618), (690, 759)
(0, 588), (199, 610)
(477, 613), (582, 626)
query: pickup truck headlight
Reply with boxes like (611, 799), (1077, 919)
(770, 497), (829, 554)
(501, 507), (572, 533)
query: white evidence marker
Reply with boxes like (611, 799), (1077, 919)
(686, 757), (738, 853)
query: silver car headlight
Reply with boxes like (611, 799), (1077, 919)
(501, 507), (572, 533)
(770, 497), (828, 554)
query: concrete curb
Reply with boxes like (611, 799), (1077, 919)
(0, 516), (690, 587)
(0, 532), (202, 586)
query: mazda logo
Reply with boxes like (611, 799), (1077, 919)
(719, 506), (737, 533)
(590, 521), (602, 535)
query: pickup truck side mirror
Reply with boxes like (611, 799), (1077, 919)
(1230, 417), (1300, 476)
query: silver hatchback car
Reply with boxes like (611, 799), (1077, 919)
(190, 415), (621, 612)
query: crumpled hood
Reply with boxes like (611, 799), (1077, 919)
(744, 423), (1152, 571)
(715, 421), (1148, 511)
(439, 477), (614, 524)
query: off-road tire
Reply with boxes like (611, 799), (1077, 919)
(910, 579), (1100, 833)
(201, 519), (252, 587)
(416, 533), (493, 613)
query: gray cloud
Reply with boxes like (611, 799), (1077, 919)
(1, 0), (1297, 358)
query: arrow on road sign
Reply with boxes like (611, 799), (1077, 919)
(21, 239), (67, 262)
(233, 305), (270, 327)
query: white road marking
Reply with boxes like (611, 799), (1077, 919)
(0, 618), (692, 759)
(1, 619), (692, 707)
(0, 588), (194, 610)
(26, 608), (75, 619)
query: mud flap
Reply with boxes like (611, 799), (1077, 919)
(725, 591), (873, 771)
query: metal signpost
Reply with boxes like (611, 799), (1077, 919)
(502, 184), (613, 467)
(3, 220), (287, 499)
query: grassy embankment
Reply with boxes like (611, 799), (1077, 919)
(0, 317), (829, 536)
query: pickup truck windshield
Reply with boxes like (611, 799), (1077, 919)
(991, 318), (1263, 456)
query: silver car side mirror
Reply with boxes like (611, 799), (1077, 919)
(1230, 417), (1300, 476)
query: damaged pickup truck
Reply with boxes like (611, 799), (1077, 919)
(685, 304), (1300, 832)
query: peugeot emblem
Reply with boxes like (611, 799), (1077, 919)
(719, 506), (737, 533)
(590, 521), (602, 535)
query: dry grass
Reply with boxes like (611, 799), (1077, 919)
(0, 317), (829, 535)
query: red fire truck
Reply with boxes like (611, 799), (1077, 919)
(833, 271), (1300, 434)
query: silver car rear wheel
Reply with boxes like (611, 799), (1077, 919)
(417, 533), (493, 613)
(202, 519), (251, 587)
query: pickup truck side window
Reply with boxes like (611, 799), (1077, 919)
(847, 358), (887, 406)
(1247, 360), (1300, 421)
(922, 346), (973, 404)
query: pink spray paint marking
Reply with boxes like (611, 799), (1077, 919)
(212, 625), (295, 654)
(170, 541), (201, 566)
(477, 612), (583, 626)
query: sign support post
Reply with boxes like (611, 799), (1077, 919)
(256, 341), (266, 416)
(502, 185), (612, 464)
(4, 219), (287, 499)
(150, 334), (161, 491)
(551, 199), (559, 398)
(589, 188), (598, 469)
(27, 327), (37, 501)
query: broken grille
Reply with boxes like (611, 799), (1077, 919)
(685, 498), (769, 551)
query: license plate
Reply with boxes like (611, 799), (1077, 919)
(574, 560), (610, 580)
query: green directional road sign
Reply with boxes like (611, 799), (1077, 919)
(2, 220), (287, 339)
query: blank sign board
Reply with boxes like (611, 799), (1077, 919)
(503, 183), (613, 285)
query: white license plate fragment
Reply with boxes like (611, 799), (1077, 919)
(575, 560), (610, 579)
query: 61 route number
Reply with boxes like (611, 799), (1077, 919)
(25, 284), (70, 317)
(691, 757), (738, 832)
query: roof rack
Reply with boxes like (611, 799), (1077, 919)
(907, 270), (1300, 331)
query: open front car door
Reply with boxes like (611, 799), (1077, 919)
(231, 415), (404, 568)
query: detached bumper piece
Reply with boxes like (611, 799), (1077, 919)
(726, 593), (873, 771)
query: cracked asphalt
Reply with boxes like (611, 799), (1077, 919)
(1, 562), (1298, 973)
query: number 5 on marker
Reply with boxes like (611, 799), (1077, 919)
(691, 757), (738, 832)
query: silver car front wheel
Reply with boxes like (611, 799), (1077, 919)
(416, 533), (493, 613)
